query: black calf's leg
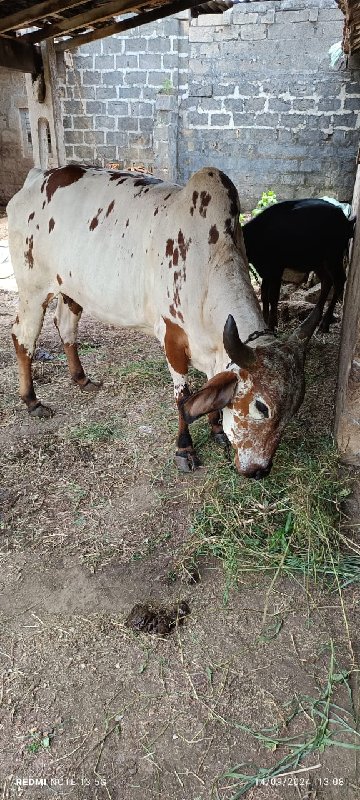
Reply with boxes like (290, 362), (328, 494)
(319, 263), (346, 333)
(267, 275), (282, 330)
(261, 279), (270, 326)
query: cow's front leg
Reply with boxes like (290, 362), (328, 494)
(162, 317), (201, 473)
(174, 384), (201, 473)
(208, 410), (229, 447)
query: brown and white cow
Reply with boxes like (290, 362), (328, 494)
(7, 165), (320, 478)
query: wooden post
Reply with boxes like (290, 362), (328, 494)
(334, 158), (360, 465)
(25, 40), (66, 169)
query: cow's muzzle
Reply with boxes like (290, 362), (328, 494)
(235, 455), (273, 479)
(247, 463), (272, 480)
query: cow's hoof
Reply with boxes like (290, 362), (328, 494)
(80, 378), (103, 392)
(212, 431), (229, 447)
(29, 402), (53, 419)
(174, 449), (201, 473)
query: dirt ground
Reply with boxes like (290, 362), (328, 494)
(0, 212), (360, 800)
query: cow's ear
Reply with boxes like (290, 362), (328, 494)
(180, 371), (238, 423)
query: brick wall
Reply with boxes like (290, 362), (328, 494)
(0, 68), (34, 206)
(180, 0), (360, 207)
(57, 0), (360, 208)
(58, 14), (189, 169)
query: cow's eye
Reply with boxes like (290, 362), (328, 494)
(255, 399), (269, 418)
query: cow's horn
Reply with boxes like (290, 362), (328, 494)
(290, 304), (322, 343)
(223, 314), (256, 369)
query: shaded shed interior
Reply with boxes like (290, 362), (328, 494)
(0, 0), (233, 54)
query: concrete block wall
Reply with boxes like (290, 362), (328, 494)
(57, 0), (360, 208)
(180, 0), (360, 207)
(0, 68), (34, 206)
(58, 14), (189, 169)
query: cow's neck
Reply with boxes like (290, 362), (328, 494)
(206, 258), (267, 369)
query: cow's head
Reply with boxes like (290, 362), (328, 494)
(181, 311), (320, 478)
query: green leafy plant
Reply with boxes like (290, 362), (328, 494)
(252, 189), (277, 216)
(160, 78), (173, 94)
(240, 190), (277, 223)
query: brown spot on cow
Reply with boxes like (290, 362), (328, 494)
(224, 217), (232, 236)
(28, 211), (35, 223)
(56, 274), (63, 285)
(163, 317), (191, 375)
(173, 247), (179, 266)
(233, 392), (251, 419)
(106, 200), (115, 217)
(109, 171), (129, 182)
(42, 292), (54, 311)
(49, 217), (55, 233)
(190, 190), (199, 216)
(208, 224), (219, 245)
(25, 235), (34, 269)
(62, 294), (82, 316)
(42, 201), (46, 210)
(177, 310), (184, 323)
(89, 208), (103, 231)
(154, 207), (159, 216)
(36, 224), (39, 230)
(126, 219), (129, 227)
(199, 191), (211, 218)
(178, 230), (191, 262)
(134, 176), (162, 187)
(169, 304), (176, 318)
(219, 170), (240, 218)
(43, 165), (86, 204)
(166, 239), (174, 257)
(15, 314), (19, 325)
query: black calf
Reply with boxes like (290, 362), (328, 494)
(242, 199), (355, 332)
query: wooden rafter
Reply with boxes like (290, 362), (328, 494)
(0, 36), (42, 72)
(23, 0), (139, 43)
(0, 0), (89, 34)
(55, 0), (211, 50)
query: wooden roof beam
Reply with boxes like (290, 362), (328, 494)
(23, 0), (142, 43)
(0, 36), (42, 73)
(55, 0), (214, 51)
(0, 0), (88, 34)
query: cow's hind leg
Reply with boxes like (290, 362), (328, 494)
(12, 294), (53, 417)
(54, 294), (102, 391)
